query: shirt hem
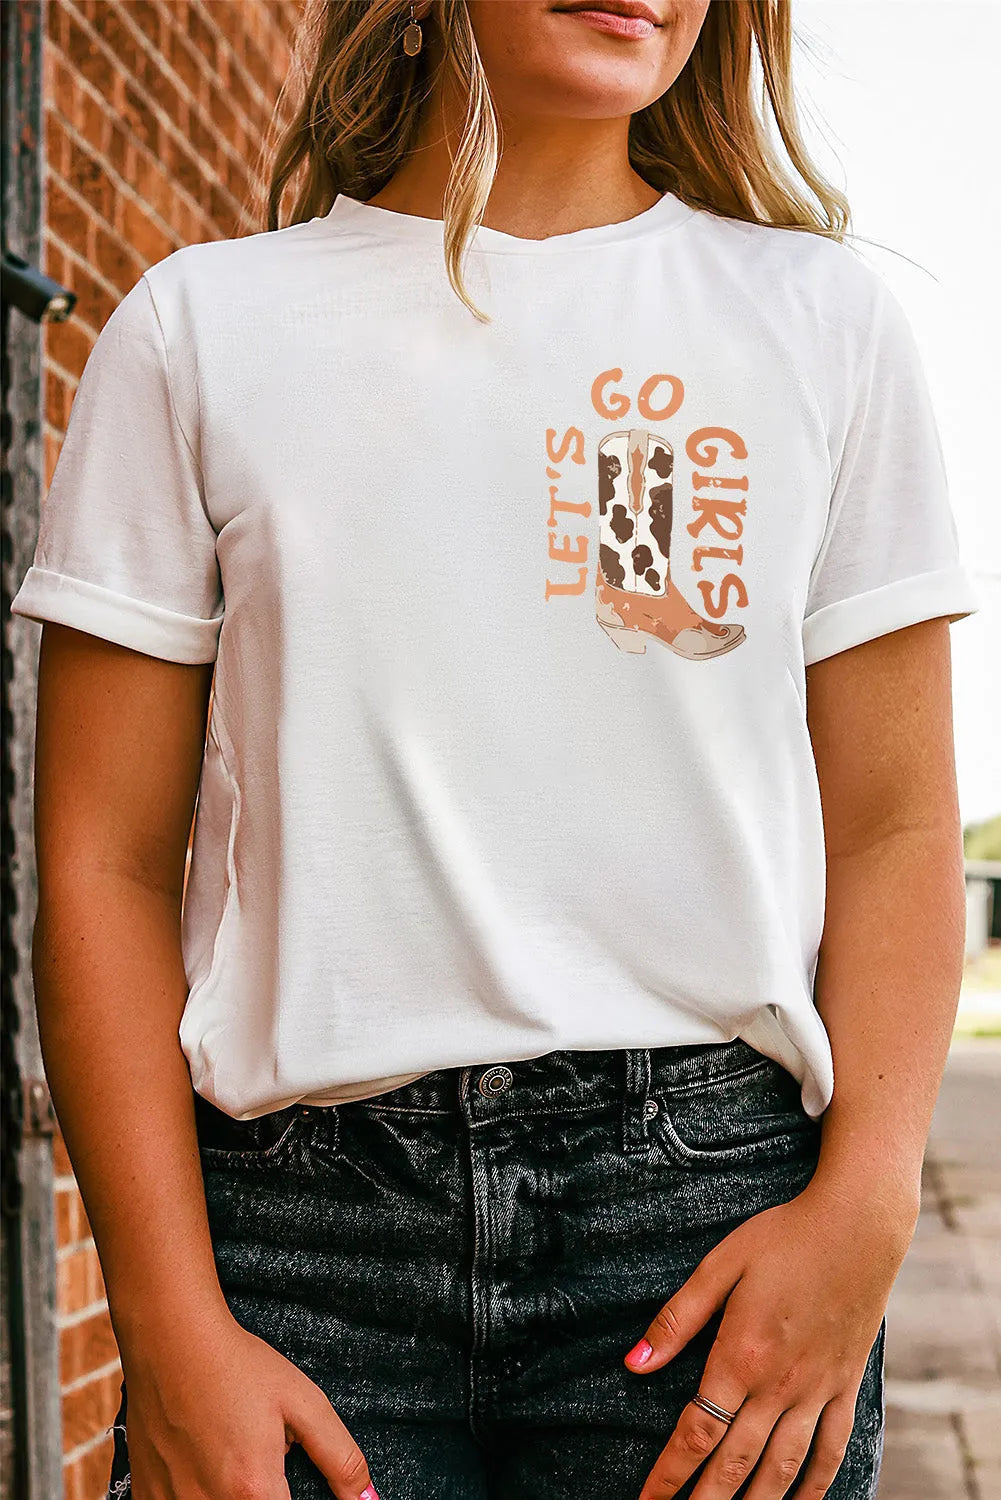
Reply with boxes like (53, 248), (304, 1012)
(802, 565), (980, 666)
(10, 565), (222, 664)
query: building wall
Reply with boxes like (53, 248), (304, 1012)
(42, 5), (302, 1494)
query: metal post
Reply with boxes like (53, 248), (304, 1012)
(1, 3), (64, 1497)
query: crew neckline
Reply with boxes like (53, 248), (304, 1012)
(320, 188), (696, 254)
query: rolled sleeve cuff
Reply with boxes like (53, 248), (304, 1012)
(9, 566), (222, 664)
(802, 565), (980, 666)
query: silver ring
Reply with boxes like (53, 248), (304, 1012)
(691, 1392), (738, 1425)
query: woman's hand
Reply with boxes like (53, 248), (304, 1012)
(120, 1306), (377, 1500)
(624, 1177), (918, 1499)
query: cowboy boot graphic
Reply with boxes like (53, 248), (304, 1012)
(595, 427), (745, 660)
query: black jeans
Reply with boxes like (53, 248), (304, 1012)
(106, 1040), (885, 1499)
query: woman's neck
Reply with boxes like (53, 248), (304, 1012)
(367, 80), (660, 241)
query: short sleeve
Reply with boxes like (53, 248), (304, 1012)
(802, 279), (979, 665)
(10, 273), (223, 664)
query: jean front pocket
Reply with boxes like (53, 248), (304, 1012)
(649, 1048), (822, 1169)
(194, 1092), (305, 1171)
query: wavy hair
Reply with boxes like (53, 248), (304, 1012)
(264, 0), (850, 322)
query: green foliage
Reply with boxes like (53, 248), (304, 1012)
(964, 814), (1001, 861)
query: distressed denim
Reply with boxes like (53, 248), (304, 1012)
(106, 1040), (886, 1499)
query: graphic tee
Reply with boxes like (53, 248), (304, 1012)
(11, 190), (979, 1120)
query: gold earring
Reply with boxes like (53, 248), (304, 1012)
(403, 2), (423, 56)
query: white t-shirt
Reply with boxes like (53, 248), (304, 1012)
(12, 189), (979, 1120)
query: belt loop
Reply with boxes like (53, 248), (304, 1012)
(622, 1048), (652, 1155)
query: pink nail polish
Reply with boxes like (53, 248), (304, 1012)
(626, 1338), (654, 1367)
(358, 1486), (380, 1500)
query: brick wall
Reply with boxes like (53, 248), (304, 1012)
(42, 5), (302, 1494)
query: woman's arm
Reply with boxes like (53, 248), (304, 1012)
(807, 614), (965, 1214)
(624, 616), (965, 1500)
(33, 622), (375, 1500)
(34, 623), (221, 1347)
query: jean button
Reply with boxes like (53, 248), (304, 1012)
(477, 1065), (514, 1098)
(644, 1098), (660, 1119)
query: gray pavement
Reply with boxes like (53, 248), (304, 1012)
(879, 1036), (1001, 1499)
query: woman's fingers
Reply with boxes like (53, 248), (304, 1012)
(721, 1403), (824, 1500)
(637, 1396), (765, 1500)
(282, 1376), (377, 1500)
(625, 1247), (739, 1373)
(762, 1395), (856, 1499)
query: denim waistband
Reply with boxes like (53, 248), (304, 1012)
(353, 1038), (775, 1139)
(193, 1038), (780, 1158)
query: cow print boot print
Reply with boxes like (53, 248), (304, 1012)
(596, 427), (745, 660)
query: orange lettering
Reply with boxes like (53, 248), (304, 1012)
(546, 427), (586, 467)
(548, 487), (592, 527)
(687, 497), (746, 541)
(693, 545), (744, 572)
(686, 427), (748, 467)
(697, 574), (749, 617)
(548, 534), (588, 564)
(545, 568), (588, 599)
(590, 368), (630, 420)
(692, 473), (748, 493)
(637, 373), (684, 422)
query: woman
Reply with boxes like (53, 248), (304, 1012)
(11, 2), (978, 1498)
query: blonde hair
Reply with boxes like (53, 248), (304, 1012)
(265, 0), (849, 322)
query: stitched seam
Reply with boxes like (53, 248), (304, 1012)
(355, 1103), (451, 1117)
(140, 274), (211, 519)
(466, 1101), (617, 1127)
(653, 1108), (818, 1163)
(657, 1059), (773, 1098)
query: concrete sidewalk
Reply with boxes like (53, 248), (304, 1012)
(879, 1036), (1001, 1499)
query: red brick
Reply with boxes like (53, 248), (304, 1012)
(167, 24), (205, 103)
(129, 0), (166, 54)
(170, 135), (210, 207)
(121, 78), (162, 156)
(65, 15), (115, 99)
(207, 82), (241, 153)
(49, 53), (79, 128)
(47, 176), (90, 249)
(90, 5), (144, 87)
(60, 1308), (120, 1387)
(187, 4), (220, 71)
(120, 194), (174, 266)
(224, 57), (256, 125)
(75, 83), (110, 156)
(56, 1243), (105, 1318)
(62, 1366), (122, 1451)
(47, 110), (72, 176)
(53, 1183), (80, 1248)
(42, 237), (69, 286)
(58, 260), (116, 336)
(47, 314), (94, 381)
(93, 224), (142, 294)
(47, 0), (68, 48)
(71, 1432), (117, 1500)
(208, 178), (242, 237)
(188, 108), (222, 178)
(133, 150), (175, 225)
(60, 1456), (84, 1500)
(105, 121), (130, 182)
(64, 133), (117, 223)
(242, 33), (274, 97)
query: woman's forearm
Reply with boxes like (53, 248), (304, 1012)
(34, 872), (229, 1358)
(811, 820), (966, 1214)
